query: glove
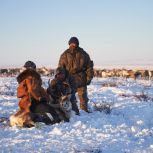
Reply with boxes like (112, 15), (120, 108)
(86, 79), (91, 85)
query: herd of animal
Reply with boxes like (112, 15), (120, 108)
(94, 69), (153, 80)
(0, 67), (55, 77)
(0, 68), (153, 80)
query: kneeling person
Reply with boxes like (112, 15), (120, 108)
(10, 61), (60, 127)
(47, 67), (79, 115)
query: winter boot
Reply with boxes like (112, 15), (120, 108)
(71, 101), (80, 115)
(80, 101), (90, 113)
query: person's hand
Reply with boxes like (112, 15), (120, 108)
(86, 79), (91, 85)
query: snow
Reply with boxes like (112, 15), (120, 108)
(0, 76), (153, 153)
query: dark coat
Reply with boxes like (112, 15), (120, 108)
(47, 78), (71, 103)
(17, 69), (50, 112)
(58, 47), (94, 88)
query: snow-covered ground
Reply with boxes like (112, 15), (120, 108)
(0, 76), (153, 153)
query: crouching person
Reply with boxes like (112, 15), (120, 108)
(10, 61), (60, 127)
(47, 67), (78, 120)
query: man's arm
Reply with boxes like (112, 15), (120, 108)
(85, 53), (94, 85)
(58, 54), (66, 68)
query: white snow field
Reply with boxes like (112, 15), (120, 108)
(0, 76), (153, 153)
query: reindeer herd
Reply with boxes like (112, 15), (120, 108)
(0, 67), (55, 77)
(0, 68), (153, 80)
(94, 69), (153, 80)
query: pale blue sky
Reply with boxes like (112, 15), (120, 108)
(0, 0), (153, 68)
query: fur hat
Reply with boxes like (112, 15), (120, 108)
(68, 37), (79, 46)
(24, 61), (36, 70)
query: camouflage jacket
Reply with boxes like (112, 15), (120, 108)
(58, 47), (94, 88)
(47, 78), (71, 103)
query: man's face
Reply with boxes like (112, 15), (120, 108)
(56, 73), (65, 81)
(69, 43), (77, 50)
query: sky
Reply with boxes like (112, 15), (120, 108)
(0, 0), (153, 68)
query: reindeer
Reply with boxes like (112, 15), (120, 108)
(127, 70), (135, 79)
(149, 70), (153, 80)
(9, 110), (35, 127)
(49, 94), (72, 122)
(101, 69), (107, 78)
(121, 69), (130, 78)
(10, 93), (72, 127)
(142, 70), (149, 80)
(115, 69), (122, 77)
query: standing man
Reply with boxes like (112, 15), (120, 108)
(58, 37), (94, 112)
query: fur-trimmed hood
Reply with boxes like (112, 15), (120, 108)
(17, 69), (41, 83)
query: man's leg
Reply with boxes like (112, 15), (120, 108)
(70, 92), (80, 115)
(77, 86), (89, 112)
